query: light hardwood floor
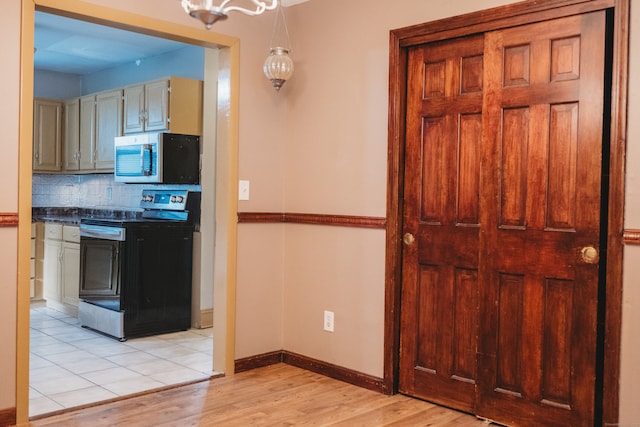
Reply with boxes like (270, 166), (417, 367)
(29, 363), (490, 426)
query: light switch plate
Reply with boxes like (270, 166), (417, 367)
(239, 180), (250, 200)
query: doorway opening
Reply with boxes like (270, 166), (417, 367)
(30, 11), (216, 418)
(19, 3), (239, 423)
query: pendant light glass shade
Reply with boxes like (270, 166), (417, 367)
(263, 47), (294, 91)
(181, 0), (278, 29)
(264, 5), (293, 91)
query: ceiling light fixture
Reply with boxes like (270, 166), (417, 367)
(181, 0), (278, 29)
(263, 5), (293, 92)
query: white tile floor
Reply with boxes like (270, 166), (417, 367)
(30, 305), (216, 417)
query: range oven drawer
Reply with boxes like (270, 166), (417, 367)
(78, 300), (125, 341)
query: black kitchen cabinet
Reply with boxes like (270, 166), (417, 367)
(121, 224), (193, 337)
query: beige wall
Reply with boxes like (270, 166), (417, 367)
(0, 0), (21, 414)
(275, 0), (515, 379)
(2, 0), (639, 423)
(274, 0), (640, 422)
(0, 229), (18, 412)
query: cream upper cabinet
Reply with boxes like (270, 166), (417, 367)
(79, 95), (96, 170)
(95, 89), (122, 170)
(35, 76), (199, 174)
(145, 79), (170, 131)
(79, 89), (122, 172)
(64, 98), (81, 171)
(123, 76), (203, 135)
(123, 83), (146, 134)
(33, 98), (63, 172)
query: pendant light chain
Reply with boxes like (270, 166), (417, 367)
(269, 4), (292, 53)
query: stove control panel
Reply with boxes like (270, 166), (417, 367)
(140, 189), (190, 211)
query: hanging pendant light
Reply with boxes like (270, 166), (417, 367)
(181, 0), (278, 29)
(264, 47), (294, 91)
(263, 5), (294, 92)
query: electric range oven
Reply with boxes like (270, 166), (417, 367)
(78, 189), (200, 341)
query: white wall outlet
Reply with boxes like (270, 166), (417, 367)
(238, 180), (250, 201)
(323, 310), (334, 332)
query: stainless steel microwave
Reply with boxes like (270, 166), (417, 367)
(114, 132), (200, 184)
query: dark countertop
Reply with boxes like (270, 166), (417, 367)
(32, 207), (143, 225)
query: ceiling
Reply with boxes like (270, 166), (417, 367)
(33, 1), (311, 76)
(34, 11), (189, 75)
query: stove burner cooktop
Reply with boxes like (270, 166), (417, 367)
(80, 189), (201, 229)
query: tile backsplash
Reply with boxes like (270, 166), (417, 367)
(33, 174), (201, 210)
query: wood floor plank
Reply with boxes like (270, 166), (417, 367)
(28, 364), (488, 426)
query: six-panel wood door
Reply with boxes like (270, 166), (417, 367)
(399, 34), (484, 413)
(400, 11), (606, 426)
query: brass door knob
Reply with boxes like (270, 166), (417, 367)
(403, 233), (416, 246)
(581, 246), (599, 264)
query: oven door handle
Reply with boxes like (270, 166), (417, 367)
(80, 225), (126, 241)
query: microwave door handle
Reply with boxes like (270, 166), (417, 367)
(141, 144), (152, 176)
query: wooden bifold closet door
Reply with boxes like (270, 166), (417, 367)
(399, 10), (606, 427)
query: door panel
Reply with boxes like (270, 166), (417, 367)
(477, 11), (605, 426)
(400, 10), (606, 427)
(399, 34), (484, 412)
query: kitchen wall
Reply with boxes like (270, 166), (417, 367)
(82, 44), (204, 94)
(34, 70), (82, 99)
(34, 44), (204, 99)
(32, 174), (200, 209)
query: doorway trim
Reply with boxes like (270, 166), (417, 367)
(384, 0), (628, 424)
(17, 0), (241, 424)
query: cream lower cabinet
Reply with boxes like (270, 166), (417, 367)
(61, 226), (80, 307)
(30, 223), (36, 299)
(43, 223), (62, 303)
(43, 223), (80, 314)
(33, 222), (45, 300)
